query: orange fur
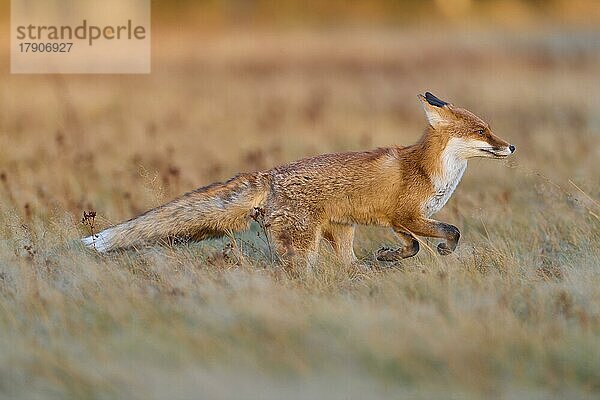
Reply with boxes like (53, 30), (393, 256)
(83, 93), (515, 264)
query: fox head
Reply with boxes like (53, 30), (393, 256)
(418, 92), (515, 159)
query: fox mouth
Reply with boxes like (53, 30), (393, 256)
(479, 148), (511, 158)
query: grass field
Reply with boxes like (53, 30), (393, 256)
(0, 26), (599, 399)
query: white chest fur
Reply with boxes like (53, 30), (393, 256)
(422, 139), (468, 217)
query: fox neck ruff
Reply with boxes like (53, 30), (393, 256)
(422, 137), (468, 217)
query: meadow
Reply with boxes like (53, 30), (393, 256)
(0, 26), (599, 399)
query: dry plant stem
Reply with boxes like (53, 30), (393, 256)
(250, 207), (274, 263)
(81, 211), (97, 249)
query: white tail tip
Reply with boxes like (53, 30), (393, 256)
(82, 230), (112, 253)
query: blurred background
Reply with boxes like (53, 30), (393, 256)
(148, 0), (600, 28)
(0, 2), (599, 398)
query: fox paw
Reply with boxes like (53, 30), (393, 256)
(376, 247), (399, 262)
(437, 242), (453, 256)
(376, 241), (419, 261)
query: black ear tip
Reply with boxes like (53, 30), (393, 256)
(424, 92), (448, 108)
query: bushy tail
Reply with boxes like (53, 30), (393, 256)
(82, 172), (269, 252)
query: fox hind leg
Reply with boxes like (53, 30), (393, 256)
(268, 221), (322, 268)
(323, 223), (357, 264)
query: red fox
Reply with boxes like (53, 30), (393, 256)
(83, 92), (515, 264)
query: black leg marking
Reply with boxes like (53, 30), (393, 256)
(376, 237), (419, 262)
(436, 224), (460, 255)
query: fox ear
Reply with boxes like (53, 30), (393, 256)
(417, 92), (453, 128)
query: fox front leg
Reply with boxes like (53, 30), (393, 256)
(376, 229), (420, 261)
(433, 223), (460, 255)
(400, 218), (460, 256)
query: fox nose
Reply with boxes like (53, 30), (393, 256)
(509, 145), (516, 153)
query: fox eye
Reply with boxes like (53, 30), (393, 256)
(477, 128), (485, 135)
